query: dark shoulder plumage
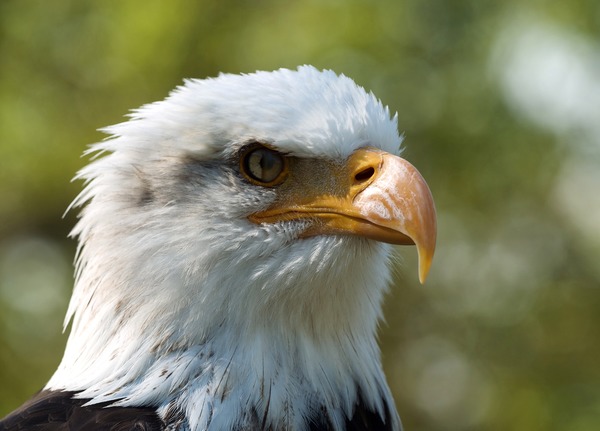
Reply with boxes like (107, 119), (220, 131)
(2, 390), (395, 431)
(0, 390), (164, 431)
(309, 391), (396, 431)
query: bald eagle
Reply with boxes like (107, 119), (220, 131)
(0, 66), (436, 431)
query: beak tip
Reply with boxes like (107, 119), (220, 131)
(418, 265), (429, 285)
(416, 243), (435, 285)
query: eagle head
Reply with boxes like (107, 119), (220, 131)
(43, 66), (436, 431)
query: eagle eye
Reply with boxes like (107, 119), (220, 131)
(240, 144), (288, 186)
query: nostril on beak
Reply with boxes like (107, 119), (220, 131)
(354, 167), (375, 183)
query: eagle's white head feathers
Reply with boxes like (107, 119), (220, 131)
(45, 66), (436, 431)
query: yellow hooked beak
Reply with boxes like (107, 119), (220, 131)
(248, 147), (437, 283)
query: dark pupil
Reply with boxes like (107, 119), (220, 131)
(248, 149), (281, 182)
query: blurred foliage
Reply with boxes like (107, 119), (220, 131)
(1, 0), (599, 429)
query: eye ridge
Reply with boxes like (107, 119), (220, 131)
(240, 143), (289, 186)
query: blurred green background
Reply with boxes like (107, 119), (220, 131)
(1, 0), (599, 429)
